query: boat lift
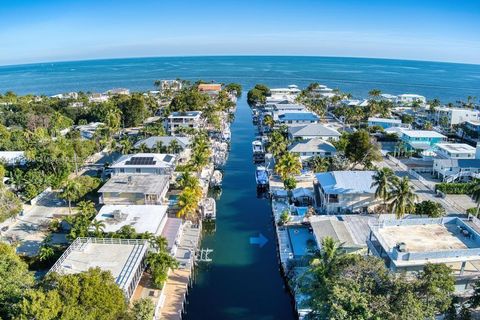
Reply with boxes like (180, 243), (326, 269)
(196, 248), (213, 262)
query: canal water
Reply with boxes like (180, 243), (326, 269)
(184, 94), (296, 320)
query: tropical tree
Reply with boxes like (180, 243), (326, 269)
(146, 251), (179, 289)
(168, 139), (182, 154)
(60, 180), (82, 214)
(275, 152), (302, 180)
(91, 219), (106, 237)
(371, 168), (397, 213)
(387, 176), (418, 218)
(368, 89), (382, 98)
(177, 187), (201, 221)
(471, 180), (480, 216)
(137, 143), (149, 153)
(118, 138), (133, 155)
(283, 177), (297, 191)
(263, 115), (274, 128)
(38, 245), (55, 262)
(77, 200), (96, 218)
(415, 200), (446, 218)
(308, 156), (330, 173)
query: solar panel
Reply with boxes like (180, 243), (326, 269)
(163, 155), (173, 163)
(125, 157), (156, 165)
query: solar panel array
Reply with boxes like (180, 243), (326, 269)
(163, 155), (174, 163)
(125, 157), (156, 166)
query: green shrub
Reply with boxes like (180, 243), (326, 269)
(435, 182), (476, 194)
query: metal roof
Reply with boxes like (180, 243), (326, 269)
(316, 171), (376, 195)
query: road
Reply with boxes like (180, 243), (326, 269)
(375, 156), (466, 214)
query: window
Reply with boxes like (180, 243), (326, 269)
(120, 168), (125, 173)
(136, 168), (141, 173)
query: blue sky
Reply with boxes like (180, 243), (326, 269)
(1, 0), (479, 65)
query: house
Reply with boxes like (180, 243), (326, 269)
(309, 215), (374, 254)
(459, 121), (480, 141)
(272, 103), (307, 112)
(134, 136), (191, 163)
(367, 217), (480, 292)
(397, 94), (426, 105)
(433, 107), (480, 127)
(435, 143), (476, 159)
(98, 174), (170, 205)
(288, 123), (341, 141)
(0, 151), (26, 166)
(380, 94), (398, 103)
(48, 237), (148, 300)
(158, 80), (183, 92)
(433, 158), (480, 182)
(315, 171), (377, 214)
(164, 111), (203, 135)
(198, 83), (222, 93)
(367, 117), (409, 129)
(94, 204), (168, 235)
(400, 130), (447, 150)
(105, 88), (130, 95)
(110, 153), (176, 176)
(88, 93), (109, 103)
(288, 139), (336, 161)
(277, 112), (319, 125)
(75, 122), (104, 140)
(270, 85), (301, 96)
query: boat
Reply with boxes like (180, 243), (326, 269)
(255, 166), (269, 187)
(252, 140), (265, 162)
(222, 127), (231, 142)
(201, 197), (216, 220)
(210, 170), (223, 187)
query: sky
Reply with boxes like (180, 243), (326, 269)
(0, 0), (479, 66)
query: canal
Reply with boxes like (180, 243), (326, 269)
(184, 93), (296, 320)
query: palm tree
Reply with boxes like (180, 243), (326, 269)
(149, 236), (169, 252)
(263, 115), (275, 128)
(118, 138), (132, 155)
(275, 152), (302, 180)
(91, 219), (106, 237)
(77, 200), (96, 218)
(61, 180), (82, 214)
(387, 177), (418, 219)
(137, 143), (149, 153)
(177, 187), (200, 221)
(471, 181), (480, 216)
(178, 171), (200, 190)
(168, 140), (182, 154)
(368, 89), (382, 99)
(153, 141), (164, 153)
(309, 156), (330, 173)
(371, 168), (397, 213)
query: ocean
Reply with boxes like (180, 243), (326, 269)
(0, 56), (479, 102)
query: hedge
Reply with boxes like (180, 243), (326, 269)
(435, 182), (475, 194)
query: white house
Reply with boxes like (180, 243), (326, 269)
(0, 151), (26, 166)
(434, 107), (480, 127)
(435, 143), (476, 159)
(164, 111), (203, 135)
(397, 94), (426, 105)
(134, 136), (191, 163)
(315, 171), (377, 214)
(288, 123), (341, 141)
(288, 139), (336, 161)
(276, 112), (319, 125)
(400, 130), (447, 150)
(367, 117), (409, 129)
(110, 153), (176, 176)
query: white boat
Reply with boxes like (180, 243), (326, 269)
(252, 140), (265, 162)
(201, 197), (216, 220)
(255, 166), (269, 186)
(210, 170), (223, 187)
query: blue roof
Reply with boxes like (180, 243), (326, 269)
(316, 171), (376, 195)
(435, 159), (480, 168)
(279, 112), (319, 121)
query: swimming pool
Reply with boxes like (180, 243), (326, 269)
(287, 226), (317, 258)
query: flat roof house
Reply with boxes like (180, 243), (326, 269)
(110, 153), (176, 176)
(94, 204), (169, 235)
(288, 123), (341, 141)
(400, 130), (447, 150)
(277, 112), (319, 125)
(435, 143), (476, 159)
(288, 138), (336, 161)
(48, 238), (148, 299)
(397, 94), (426, 105)
(99, 174), (170, 205)
(367, 217), (480, 291)
(134, 136), (191, 163)
(367, 117), (409, 129)
(164, 111), (203, 135)
(433, 158), (480, 182)
(315, 171), (377, 214)
(434, 107), (480, 127)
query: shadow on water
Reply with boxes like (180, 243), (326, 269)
(184, 95), (296, 320)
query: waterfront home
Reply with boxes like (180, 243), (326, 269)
(88, 93), (109, 103)
(367, 117), (409, 129)
(105, 88), (130, 95)
(288, 138), (336, 161)
(75, 122), (104, 140)
(270, 85), (301, 96)
(0, 151), (26, 166)
(309, 215), (374, 254)
(94, 204), (169, 235)
(99, 174), (170, 205)
(400, 130), (447, 150)
(198, 83), (222, 93)
(287, 123), (341, 141)
(433, 107), (480, 127)
(433, 158), (480, 182)
(272, 103), (307, 112)
(164, 111), (203, 135)
(51, 92), (78, 100)
(277, 112), (319, 125)
(48, 237), (148, 300)
(397, 93), (426, 105)
(367, 217), (480, 292)
(315, 171), (377, 214)
(435, 143), (476, 159)
(158, 79), (183, 92)
(110, 153), (176, 176)
(291, 187), (314, 206)
(459, 120), (480, 139)
(134, 136), (191, 163)
(380, 93), (398, 103)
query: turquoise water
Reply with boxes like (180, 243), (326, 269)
(0, 56), (479, 102)
(287, 226), (316, 258)
(295, 207), (308, 216)
(1, 56), (480, 319)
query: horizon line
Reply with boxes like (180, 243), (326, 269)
(1, 54), (479, 69)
